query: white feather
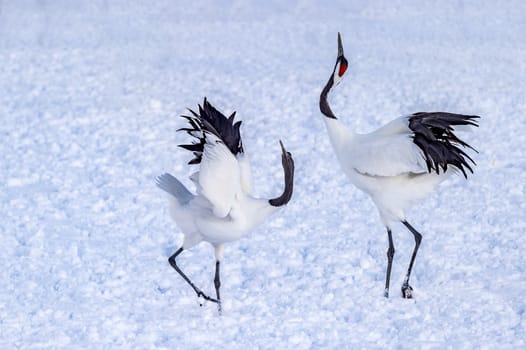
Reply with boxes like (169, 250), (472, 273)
(198, 133), (242, 218)
(350, 133), (427, 177)
(324, 116), (448, 224)
(158, 135), (289, 247)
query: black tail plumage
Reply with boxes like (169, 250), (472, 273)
(408, 112), (479, 178)
(178, 98), (244, 164)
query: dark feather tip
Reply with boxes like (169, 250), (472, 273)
(409, 112), (479, 177)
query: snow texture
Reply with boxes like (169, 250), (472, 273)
(1, 0), (525, 348)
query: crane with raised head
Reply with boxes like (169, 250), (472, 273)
(319, 33), (479, 298)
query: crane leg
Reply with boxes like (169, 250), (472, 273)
(384, 227), (395, 298)
(214, 260), (222, 315)
(401, 221), (422, 299)
(168, 247), (219, 305)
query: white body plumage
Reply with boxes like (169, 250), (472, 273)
(319, 33), (478, 298)
(323, 116), (449, 225)
(157, 99), (294, 311)
(162, 147), (279, 250)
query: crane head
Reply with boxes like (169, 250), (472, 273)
(332, 32), (348, 86)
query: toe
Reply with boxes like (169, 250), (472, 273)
(401, 285), (413, 299)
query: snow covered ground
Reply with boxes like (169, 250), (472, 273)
(1, 0), (525, 348)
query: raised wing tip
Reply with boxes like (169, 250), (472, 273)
(154, 173), (170, 188)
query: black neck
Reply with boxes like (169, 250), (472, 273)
(319, 75), (337, 119)
(269, 154), (294, 207)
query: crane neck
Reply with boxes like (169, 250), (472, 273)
(320, 76), (337, 119)
(269, 152), (295, 207)
(320, 74), (355, 152)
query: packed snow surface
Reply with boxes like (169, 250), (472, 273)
(1, 1), (525, 348)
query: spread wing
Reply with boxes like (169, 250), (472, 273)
(197, 133), (242, 218)
(176, 98), (253, 217)
(155, 173), (194, 205)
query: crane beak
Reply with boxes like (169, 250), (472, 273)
(335, 32), (348, 78)
(337, 32), (344, 57)
(279, 140), (293, 159)
(279, 140), (287, 155)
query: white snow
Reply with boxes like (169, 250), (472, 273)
(1, 0), (525, 348)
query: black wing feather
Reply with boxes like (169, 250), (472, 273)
(177, 98), (244, 164)
(409, 112), (479, 178)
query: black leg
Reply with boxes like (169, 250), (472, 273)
(384, 227), (395, 298)
(401, 221), (422, 299)
(214, 260), (222, 314)
(168, 247), (218, 305)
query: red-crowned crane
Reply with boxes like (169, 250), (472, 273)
(319, 33), (479, 298)
(156, 98), (294, 313)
